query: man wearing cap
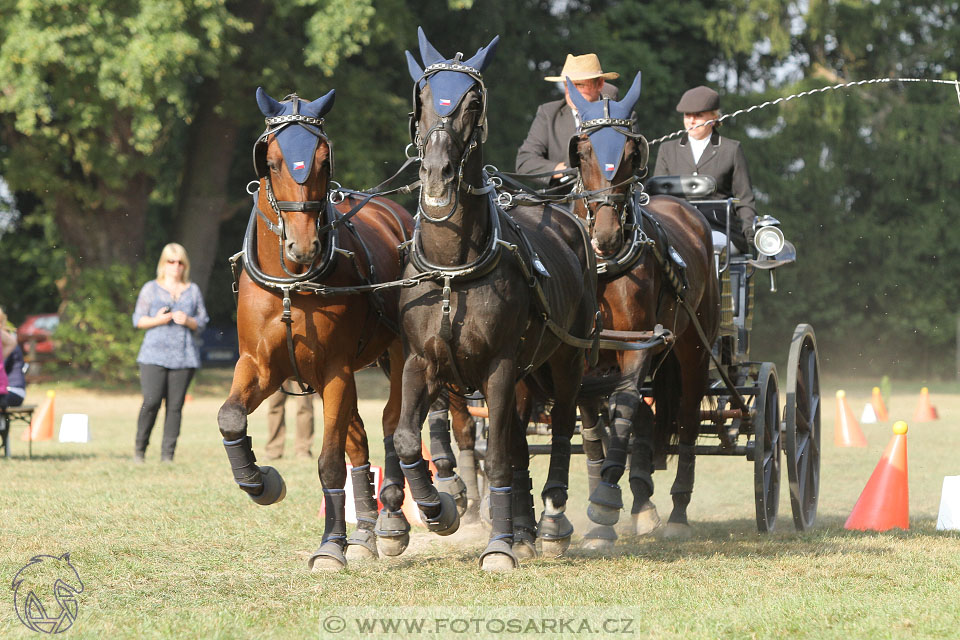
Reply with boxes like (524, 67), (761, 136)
(654, 85), (757, 251)
(516, 53), (619, 188)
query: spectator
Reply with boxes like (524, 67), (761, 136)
(0, 306), (19, 407)
(263, 380), (315, 460)
(132, 243), (209, 463)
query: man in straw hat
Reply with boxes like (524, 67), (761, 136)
(516, 53), (619, 187)
(654, 85), (757, 251)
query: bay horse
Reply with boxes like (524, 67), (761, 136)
(217, 88), (415, 570)
(566, 73), (720, 543)
(388, 28), (599, 570)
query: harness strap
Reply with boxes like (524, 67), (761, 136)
(280, 287), (316, 396)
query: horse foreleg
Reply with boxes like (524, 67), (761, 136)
(537, 348), (580, 557)
(509, 400), (537, 560)
(450, 393), (480, 523)
(629, 401), (662, 535)
(479, 357), (520, 571)
(343, 410), (379, 562)
(218, 355), (287, 506)
(428, 391), (469, 516)
(580, 396), (619, 551)
(588, 354), (647, 527)
(375, 340), (412, 556)
(394, 353), (459, 537)
(308, 371), (357, 571)
(663, 345), (710, 539)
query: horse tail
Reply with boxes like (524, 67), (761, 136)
(652, 351), (682, 457)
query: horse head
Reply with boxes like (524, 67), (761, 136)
(567, 72), (647, 257)
(254, 87), (335, 266)
(405, 27), (499, 215)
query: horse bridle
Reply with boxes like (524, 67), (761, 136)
(571, 110), (650, 238)
(252, 94), (336, 277)
(410, 59), (497, 222)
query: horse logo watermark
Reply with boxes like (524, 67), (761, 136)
(11, 553), (83, 634)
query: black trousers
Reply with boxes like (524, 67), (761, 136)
(135, 364), (195, 459)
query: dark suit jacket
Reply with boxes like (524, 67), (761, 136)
(515, 85), (619, 187)
(653, 130), (757, 236)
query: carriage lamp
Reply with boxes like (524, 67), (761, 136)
(753, 216), (785, 257)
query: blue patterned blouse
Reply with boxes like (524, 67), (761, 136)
(132, 280), (209, 369)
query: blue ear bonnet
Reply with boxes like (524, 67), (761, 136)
(567, 72), (642, 180)
(405, 26), (499, 117)
(256, 87), (335, 185)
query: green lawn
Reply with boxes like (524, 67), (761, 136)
(2, 369), (959, 639)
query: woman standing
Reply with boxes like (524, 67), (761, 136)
(132, 243), (209, 462)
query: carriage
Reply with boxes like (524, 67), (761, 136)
(466, 173), (822, 535)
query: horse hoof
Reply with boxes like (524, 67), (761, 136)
(661, 522), (692, 540)
(581, 536), (615, 554)
(540, 536), (570, 558)
(436, 474), (468, 516)
(310, 556), (347, 572)
(632, 501), (662, 536)
(308, 542), (347, 571)
(513, 530), (538, 559)
(377, 534), (409, 557)
(248, 466), (286, 506)
(587, 502), (620, 526)
(375, 509), (411, 556)
(587, 482), (622, 526)
(479, 538), (519, 571)
(422, 492), (460, 536)
(345, 529), (379, 562)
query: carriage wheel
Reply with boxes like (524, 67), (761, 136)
(753, 362), (781, 532)
(785, 324), (821, 531)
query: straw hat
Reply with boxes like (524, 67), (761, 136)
(544, 54), (619, 82)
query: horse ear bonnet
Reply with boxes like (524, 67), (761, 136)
(405, 27), (499, 117)
(566, 71), (642, 180)
(255, 87), (335, 184)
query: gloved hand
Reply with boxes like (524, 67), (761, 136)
(743, 221), (756, 251)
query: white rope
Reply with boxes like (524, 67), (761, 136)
(649, 76), (960, 146)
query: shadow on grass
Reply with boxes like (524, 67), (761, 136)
(0, 451), (98, 462)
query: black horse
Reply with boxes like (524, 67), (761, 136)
(384, 28), (599, 570)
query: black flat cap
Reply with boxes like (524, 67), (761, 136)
(675, 85), (719, 113)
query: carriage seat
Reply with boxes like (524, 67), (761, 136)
(645, 176), (743, 253)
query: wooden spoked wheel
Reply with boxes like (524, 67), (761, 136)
(753, 362), (782, 532)
(785, 324), (821, 531)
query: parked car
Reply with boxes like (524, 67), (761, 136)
(196, 325), (239, 367)
(17, 313), (59, 356)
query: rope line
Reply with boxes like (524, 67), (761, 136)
(649, 76), (960, 146)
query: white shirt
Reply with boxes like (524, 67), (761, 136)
(689, 134), (711, 164)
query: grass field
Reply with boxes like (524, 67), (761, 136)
(2, 369), (959, 639)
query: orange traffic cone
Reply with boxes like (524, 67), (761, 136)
(845, 421), (909, 531)
(22, 390), (55, 441)
(912, 387), (938, 422)
(834, 390), (867, 447)
(870, 387), (889, 421)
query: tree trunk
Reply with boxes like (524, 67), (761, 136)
(173, 81), (241, 294)
(54, 172), (152, 270)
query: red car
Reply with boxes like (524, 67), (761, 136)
(17, 313), (59, 356)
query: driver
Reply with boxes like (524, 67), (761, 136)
(653, 85), (757, 252)
(516, 53), (619, 189)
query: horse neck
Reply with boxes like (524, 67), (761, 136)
(418, 168), (491, 267)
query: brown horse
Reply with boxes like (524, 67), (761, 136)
(217, 88), (415, 570)
(567, 74), (720, 543)
(389, 29), (598, 571)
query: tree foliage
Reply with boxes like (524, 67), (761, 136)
(0, 0), (958, 376)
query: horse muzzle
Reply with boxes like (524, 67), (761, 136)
(284, 238), (321, 265)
